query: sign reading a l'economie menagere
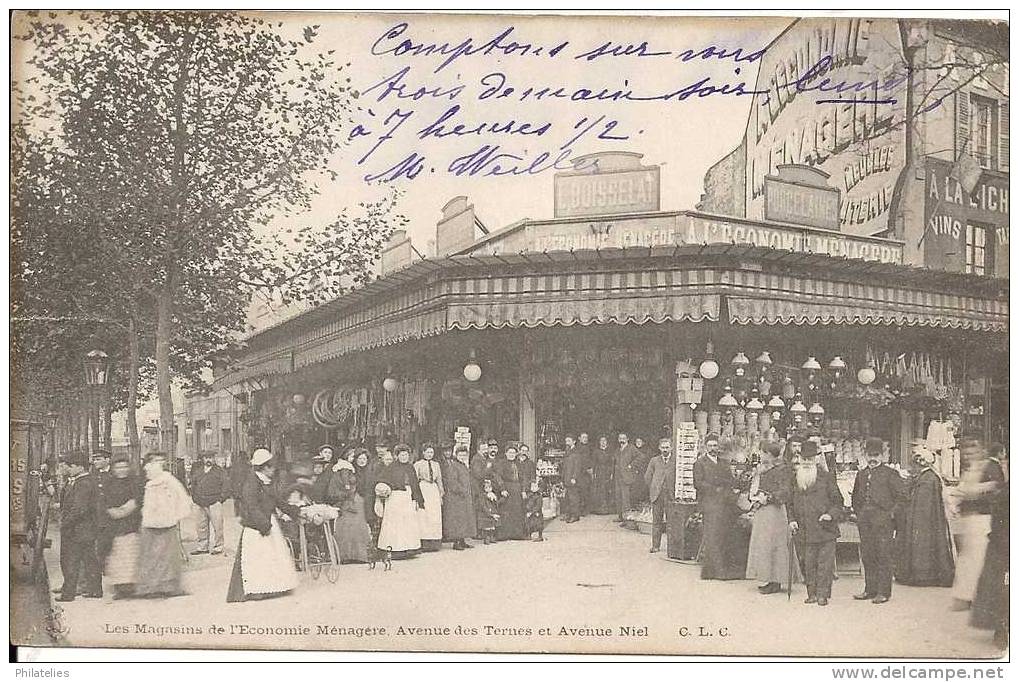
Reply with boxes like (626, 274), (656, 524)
(553, 151), (661, 218)
(524, 211), (903, 264)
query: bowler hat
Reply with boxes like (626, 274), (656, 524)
(800, 441), (819, 459)
(865, 437), (885, 456)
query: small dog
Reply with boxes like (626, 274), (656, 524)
(367, 543), (392, 571)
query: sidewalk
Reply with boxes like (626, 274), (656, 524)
(37, 512), (1002, 657)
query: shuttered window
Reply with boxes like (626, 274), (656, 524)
(971, 95), (995, 169)
(999, 101), (1009, 172)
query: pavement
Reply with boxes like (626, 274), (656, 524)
(38, 511), (1003, 658)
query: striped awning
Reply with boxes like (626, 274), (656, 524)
(726, 270), (1008, 332)
(446, 268), (721, 329)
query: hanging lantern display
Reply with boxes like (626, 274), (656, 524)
(718, 386), (739, 407)
(790, 395), (807, 423)
(767, 395), (786, 409)
(382, 377), (398, 393)
(857, 365), (876, 385)
(731, 351), (750, 377)
(463, 349), (482, 382)
(699, 340), (719, 379)
(755, 351), (773, 366)
(828, 356), (847, 389)
(802, 356), (822, 371)
(746, 393), (765, 411)
(808, 402), (825, 422)
(292, 393), (306, 405)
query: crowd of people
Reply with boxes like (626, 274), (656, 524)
(48, 429), (1008, 646)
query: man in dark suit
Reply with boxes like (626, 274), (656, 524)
(562, 435), (584, 523)
(55, 452), (103, 602)
(693, 433), (737, 579)
(852, 437), (906, 604)
(645, 436), (677, 553)
(189, 450), (231, 555)
(614, 432), (639, 523)
(789, 441), (844, 606)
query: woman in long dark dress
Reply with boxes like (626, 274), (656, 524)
(895, 444), (955, 587)
(99, 454), (143, 600)
(329, 459), (372, 563)
(376, 444), (424, 557)
(443, 445), (477, 550)
(494, 445), (527, 540)
(971, 447), (1009, 647)
(353, 450), (376, 528)
(227, 449), (299, 603)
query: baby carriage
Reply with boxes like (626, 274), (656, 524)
(289, 503), (341, 583)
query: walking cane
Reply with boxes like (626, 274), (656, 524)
(787, 531), (795, 601)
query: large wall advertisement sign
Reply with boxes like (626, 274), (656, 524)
(744, 18), (907, 237)
(924, 158), (1009, 277)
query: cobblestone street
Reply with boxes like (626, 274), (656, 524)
(41, 511), (1002, 658)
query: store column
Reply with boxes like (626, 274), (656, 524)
(519, 377), (536, 449)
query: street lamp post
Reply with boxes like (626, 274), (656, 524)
(83, 349), (110, 455)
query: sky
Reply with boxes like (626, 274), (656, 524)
(281, 12), (791, 249)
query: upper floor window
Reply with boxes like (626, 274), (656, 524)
(970, 95), (996, 169)
(965, 223), (993, 275)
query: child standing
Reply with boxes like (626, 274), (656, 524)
(525, 479), (546, 542)
(477, 478), (501, 545)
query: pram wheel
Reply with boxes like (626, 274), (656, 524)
(326, 566), (340, 583)
(310, 562), (322, 579)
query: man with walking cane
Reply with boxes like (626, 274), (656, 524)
(788, 442), (844, 606)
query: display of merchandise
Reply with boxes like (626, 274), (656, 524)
(674, 422), (699, 503)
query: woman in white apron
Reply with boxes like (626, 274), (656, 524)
(376, 445), (423, 557)
(227, 448), (299, 603)
(413, 444), (444, 552)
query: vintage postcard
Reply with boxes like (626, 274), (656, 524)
(10, 10), (1009, 659)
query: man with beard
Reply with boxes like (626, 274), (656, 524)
(788, 441), (844, 606)
(895, 439), (954, 587)
(852, 437), (905, 604)
(693, 433), (738, 580)
(470, 440), (502, 538)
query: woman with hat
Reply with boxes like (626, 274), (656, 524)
(98, 453), (144, 600)
(894, 439), (955, 587)
(442, 445), (476, 550)
(745, 441), (800, 594)
(227, 448), (299, 603)
(374, 444), (423, 557)
(330, 457), (372, 564)
(309, 444), (337, 503)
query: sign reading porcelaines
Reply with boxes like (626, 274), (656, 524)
(554, 151), (661, 218)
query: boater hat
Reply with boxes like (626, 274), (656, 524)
(251, 448), (273, 467)
(865, 437), (885, 456)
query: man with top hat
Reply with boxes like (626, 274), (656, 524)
(788, 441), (844, 606)
(89, 449), (113, 569)
(575, 432), (594, 515)
(852, 437), (905, 604)
(54, 451), (103, 601)
(189, 449), (231, 555)
(693, 433), (738, 580)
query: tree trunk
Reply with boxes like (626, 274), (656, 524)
(156, 279), (176, 456)
(126, 316), (142, 468)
